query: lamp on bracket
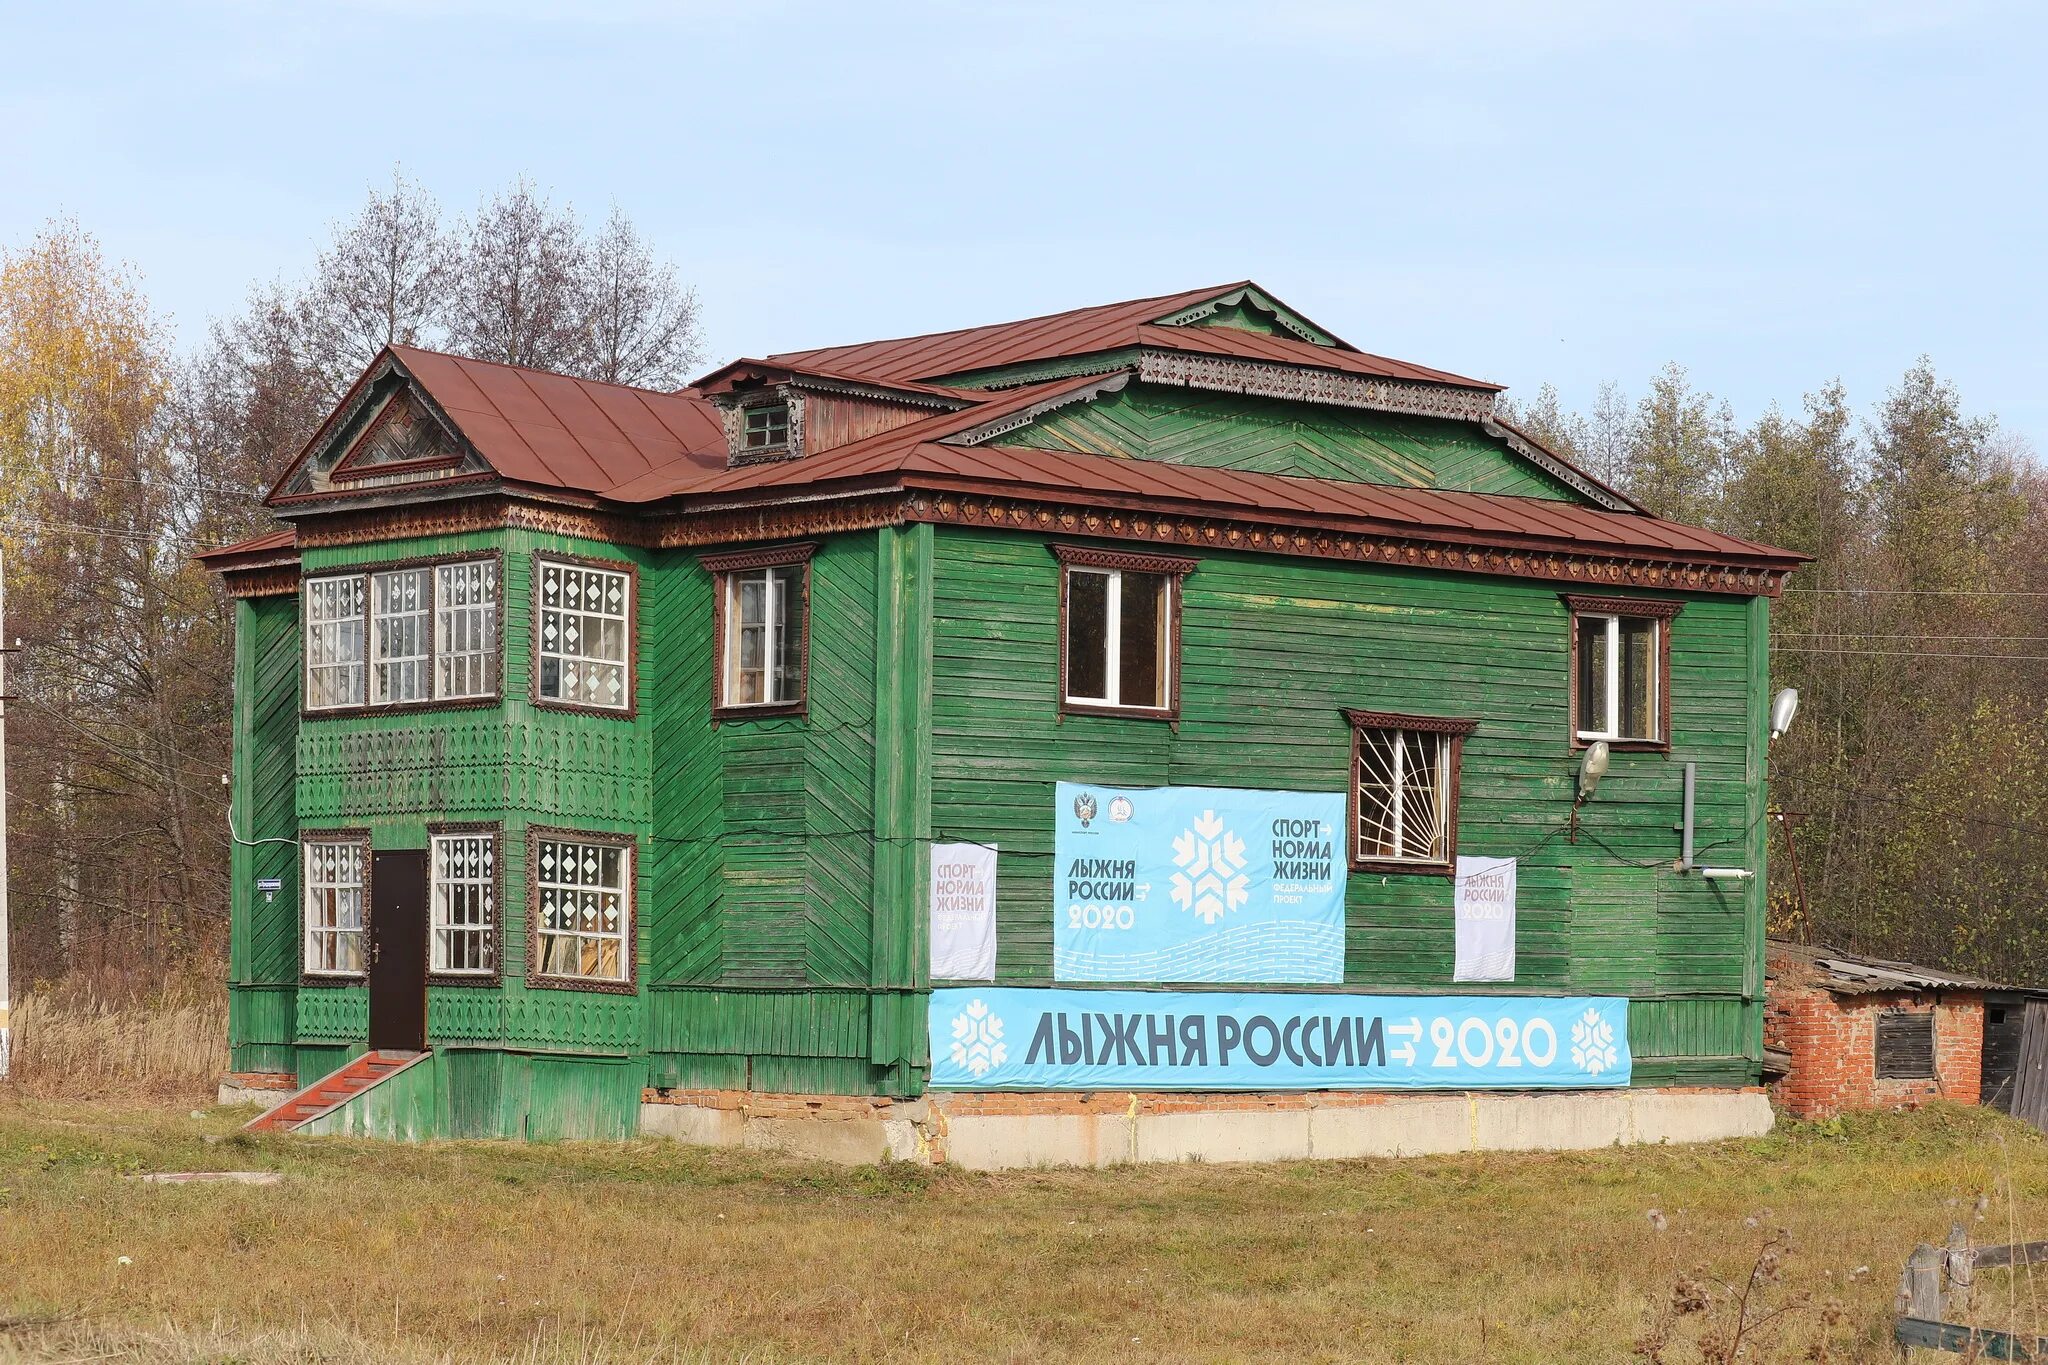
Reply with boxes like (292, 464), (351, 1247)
(1571, 740), (1610, 844)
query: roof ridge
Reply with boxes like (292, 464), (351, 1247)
(388, 343), (694, 401)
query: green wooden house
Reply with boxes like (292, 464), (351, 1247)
(201, 282), (1805, 1157)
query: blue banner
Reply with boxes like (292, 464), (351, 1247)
(1054, 782), (1346, 983)
(931, 988), (1632, 1090)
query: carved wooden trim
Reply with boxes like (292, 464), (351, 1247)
(424, 820), (505, 989)
(525, 825), (640, 996)
(705, 542), (815, 720)
(221, 565), (300, 599)
(1048, 542), (1199, 577)
(1341, 708), (1479, 736)
(1560, 593), (1686, 620)
(1138, 348), (1498, 424)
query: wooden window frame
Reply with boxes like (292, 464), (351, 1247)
(530, 551), (638, 719)
(1562, 593), (1683, 753)
(299, 551), (504, 720)
(525, 826), (639, 995)
(701, 543), (816, 720)
(743, 402), (791, 453)
(1342, 708), (1478, 877)
(426, 821), (502, 986)
(300, 828), (371, 982)
(1051, 544), (1196, 721)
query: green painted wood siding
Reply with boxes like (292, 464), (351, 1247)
(928, 526), (1767, 1075)
(227, 595), (301, 1071)
(991, 383), (1576, 500)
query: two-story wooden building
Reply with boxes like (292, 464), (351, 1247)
(202, 283), (1804, 1163)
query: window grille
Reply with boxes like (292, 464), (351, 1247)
(537, 560), (631, 710)
(370, 568), (430, 704)
(1354, 726), (1452, 866)
(435, 560), (498, 700)
(534, 836), (631, 983)
(430, 832), (495, 974)
(303, 840), (365, 975)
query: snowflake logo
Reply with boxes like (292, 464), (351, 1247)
(1570, 1007), (1620, 1075)
(1170, 810), (1250, 925)
(949, 998), (1007, 1079)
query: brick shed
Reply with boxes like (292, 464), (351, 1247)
(1765, 941), (1992, 1121)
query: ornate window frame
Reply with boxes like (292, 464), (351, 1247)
(1342, 709), (1478, 877)
(1051, 543), (1197, 721)
(299, 551), (504, 719)
(1562, 593), (1683, 753)
(525, 826), (639, 995)
(426, 821), (503, 987)
(701, 542), (816, 721)
(530, 551), (639, 719)
(299, 827), (371, 983)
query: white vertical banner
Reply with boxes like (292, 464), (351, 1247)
(1453, 855), (1517, 982)
(930, 842), (998, 981)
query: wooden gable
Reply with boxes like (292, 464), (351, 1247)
(270, 360), (492, 504)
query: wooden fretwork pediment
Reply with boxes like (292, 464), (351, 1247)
(272, 372), (491, 502)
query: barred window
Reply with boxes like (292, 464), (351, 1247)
(370, 568), (430, 704)
(537, 560), (631, 710)
(303, 839), (365, 975)
(430, 831), (495, 974)
(1346, 710), (1476, 871)
(304, 575), (366, 709)
(435, 560), (498, 700)
(533, 835), (632, 984)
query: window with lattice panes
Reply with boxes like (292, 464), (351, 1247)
(303, 839), (365, 975)
(533, 834), (632, 984)
(434, 560), (498, 700)
(304, 575), (367, 709)
(430, 831), (495, 975)
(370, 567), (430, 704)
(536, 559), (631, 710)
(1346, 710), (1476, 871)
(743, 403), (790, 452)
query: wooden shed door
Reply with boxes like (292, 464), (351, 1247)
(368, 850), (429, 1052)
(2009, 1000), (2048, 1132)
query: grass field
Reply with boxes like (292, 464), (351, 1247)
(2, 1098), (2045, 1363)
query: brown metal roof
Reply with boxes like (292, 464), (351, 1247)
(193, 525), (296, 567)
(390, 345), (728, 498)
(753, 282), (1499, 392)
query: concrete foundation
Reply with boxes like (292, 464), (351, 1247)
(217, 1073), (297, 1111)
(640, 1087), (1775, 1170)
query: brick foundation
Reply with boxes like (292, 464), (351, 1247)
(1765, 949), (1983, 1120)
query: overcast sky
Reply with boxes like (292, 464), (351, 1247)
(3, 0), (2042, 445)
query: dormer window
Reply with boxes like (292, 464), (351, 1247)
(744, 403), (790, 453)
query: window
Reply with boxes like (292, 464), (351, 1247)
(531, 832), (633, 985)
(536, 558), (632, 711)
(303, 837), (366, 975)
(435, 560), (498, 700)
(1875, 1010), (1936, 1080)
(304, 575), (367, 710)
(743, 403), (790, 452)
(1563, 595), (1683, 748)
(370, 568), (430, 704)
(303, 557), (499, 712)
(703, 544), (815, 714)
(1053, 545), (1195, 716)
(1344, 709), (1478, 872)
(430, 830), (495, 975)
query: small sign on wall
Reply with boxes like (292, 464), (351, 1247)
(256, 877), (282, 904)
(930, 842), (997, 981)
(1453, 856), (1516, 982)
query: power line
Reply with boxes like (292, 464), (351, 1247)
(1773, 648), (2048, 661)
(1779, 633), (2048, 643)
(1783, 587), (2048, 597)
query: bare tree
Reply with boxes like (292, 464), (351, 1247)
(440, 178), (590, 374)
(583, 206), (702, 388)
(303, 168), (445, 385)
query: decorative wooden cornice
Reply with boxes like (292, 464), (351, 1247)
(1138, 349), (1499, 424)
(1048, 542), (1198, 577)
(1342, 707), (1480, 736)
(220, 564), (300, 599)
(1560, 593), (1687, 620)
(698, 541), (819, 574)
(260, 484), (1790, 599)
(1481, 418), (1634, 512)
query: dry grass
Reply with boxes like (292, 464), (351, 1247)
(2, 1098), (2044, 1362)
(5, 975), (227, 1103)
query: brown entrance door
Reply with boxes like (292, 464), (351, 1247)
(368, 849), (429, 1052)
